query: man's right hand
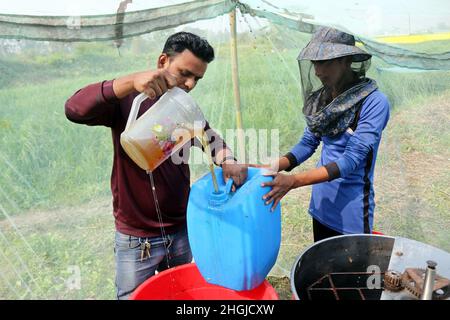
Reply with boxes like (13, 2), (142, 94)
(113, 69), (179, 99)
(133, 70), (179, 99)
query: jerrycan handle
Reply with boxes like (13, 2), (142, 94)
(225, 178), (234, 195)
(125, 92), (148, 132)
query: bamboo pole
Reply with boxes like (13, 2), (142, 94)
(229, 8), (245, 161)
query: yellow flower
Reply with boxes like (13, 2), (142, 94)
(152, 124), (163, 133)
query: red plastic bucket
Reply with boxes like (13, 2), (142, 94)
(130, 263), (279, 300)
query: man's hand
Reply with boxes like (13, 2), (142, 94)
(133, 70), (179, 99)
(261, 171), (297, 212)
(113, 69), (179, 99)
(221, 162), (248, 192)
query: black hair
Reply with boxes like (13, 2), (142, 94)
(162, 32), (215, 63)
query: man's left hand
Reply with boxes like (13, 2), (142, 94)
(221, 162), (248, 192)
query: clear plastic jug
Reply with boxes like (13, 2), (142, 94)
(120, 87), (205, 172)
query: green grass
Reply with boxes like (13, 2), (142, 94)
(374, 92), (450, 248)
(0, 35), (449, 299)
(0, 199), (115, 299)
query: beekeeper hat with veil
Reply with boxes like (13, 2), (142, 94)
(297, 27), (378, 137)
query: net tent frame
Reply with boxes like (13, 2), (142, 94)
(0, 0), (449, 298)
(1, 0), (448, 69)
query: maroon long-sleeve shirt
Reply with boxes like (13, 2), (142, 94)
(65, 80), (227, 237)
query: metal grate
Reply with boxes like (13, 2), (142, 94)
(307, 272), (385, 300)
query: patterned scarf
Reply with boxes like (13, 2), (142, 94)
(303, 78), (378, 137)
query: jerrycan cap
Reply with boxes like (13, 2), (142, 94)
(208, 178), (234, 208)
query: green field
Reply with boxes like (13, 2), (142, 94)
(1, 33), (449, 299)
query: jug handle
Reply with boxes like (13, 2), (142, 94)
(125, 92), (148, 131)
(225, 178), (234, 194)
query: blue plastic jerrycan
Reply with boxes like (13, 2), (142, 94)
(187, 167), (281, 291)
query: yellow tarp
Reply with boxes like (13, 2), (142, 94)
(376, 32), (450, 44)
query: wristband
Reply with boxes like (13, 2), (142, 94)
(219, 156), (237, 167)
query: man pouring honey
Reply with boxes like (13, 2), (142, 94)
(65, 32), (248, 300)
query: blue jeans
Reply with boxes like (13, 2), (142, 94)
(114, 227), (192, 300)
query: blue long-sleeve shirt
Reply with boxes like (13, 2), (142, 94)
(287, 89), (390, 234)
